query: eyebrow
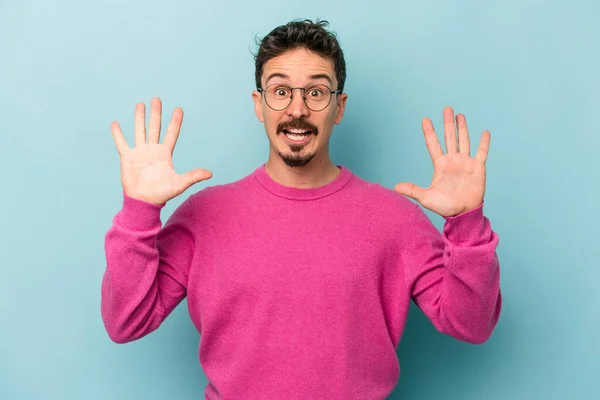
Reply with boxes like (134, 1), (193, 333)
(265, 72), (333, 86)
(265, 73), (289, 84)
(308, 74), (332, 85)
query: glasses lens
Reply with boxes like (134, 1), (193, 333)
(264, 84), (333, 111)
(265, 85), (292, 111)
(304, 84), (330, 111)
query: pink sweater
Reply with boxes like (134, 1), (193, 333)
(101, 164), (501, 399)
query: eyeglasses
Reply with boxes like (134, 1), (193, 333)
(258, 84), (342, 112)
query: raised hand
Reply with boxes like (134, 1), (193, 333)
(394, 106), (490, 217)
(111, 97), (212, 205)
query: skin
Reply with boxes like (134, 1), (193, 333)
(111, 47), (491, 217)
(251, 48), (348, 189)
(110, 101), (212, 205)
(394, 108), (491, 216)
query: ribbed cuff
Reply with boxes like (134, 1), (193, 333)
(442, 202), (490, 246)
(117, 192), (166, 231)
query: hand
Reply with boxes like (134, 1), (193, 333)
(394, 106), (490, 217)
(111, 97), (212, 205)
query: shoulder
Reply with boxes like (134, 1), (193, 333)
(347, 172), (419, 217)
(339, 170), (429, 246)
(183, 170), (256, 212)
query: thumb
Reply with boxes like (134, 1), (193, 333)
(394, 182), (425, 202)
(175, 168), (213, 194)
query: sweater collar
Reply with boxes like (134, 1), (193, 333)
(253, 164), (353, 201)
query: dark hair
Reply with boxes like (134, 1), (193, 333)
(253, 19), (346, 92)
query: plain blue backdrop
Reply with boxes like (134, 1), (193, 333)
(1, 0), (598, 399)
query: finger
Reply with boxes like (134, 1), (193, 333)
(475, 130), (491, 164)
(394, 182), (426, 203)
(456, 113), (470, 155)
(422, 117), (443, 161)
(134, 102), (146, 146)
(147, 97), (162, 144)
(111, 121), (129, 155)
(443, 106), (458, 153)
(175, 169), (213, 195)
(163, 107), (184, 153)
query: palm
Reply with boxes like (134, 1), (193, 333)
(395, 107), (490, 217)
(111, 98), (212, 205)
(121, 144), (179, 204)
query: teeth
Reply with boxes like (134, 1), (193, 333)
(289, 129), (308, 134)
(286, 133), (309, 141)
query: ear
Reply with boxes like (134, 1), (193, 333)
(252, 90), (264, 123)
(334, 93), (348, 124)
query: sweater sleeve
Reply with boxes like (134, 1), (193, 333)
(403, 202), (502, 344)
(100, 193), (198, 343)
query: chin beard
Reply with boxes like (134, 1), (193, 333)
(279, 151), (316, 167)
(275, 118), (320, 168)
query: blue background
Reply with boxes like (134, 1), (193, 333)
(1, 0), (598, 399)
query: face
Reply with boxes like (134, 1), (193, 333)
(252, 48), (348, 168)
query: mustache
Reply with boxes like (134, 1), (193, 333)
(277, 119), (319, 135)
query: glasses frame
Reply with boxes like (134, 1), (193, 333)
(257, 84), (342, 112)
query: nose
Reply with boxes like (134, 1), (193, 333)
(286, 88), (310, 119)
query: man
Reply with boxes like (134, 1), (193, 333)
(102, 19), (501, 399)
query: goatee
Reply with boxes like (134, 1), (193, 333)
(279, 151), (316, 167)
(276, 118), (319, 168)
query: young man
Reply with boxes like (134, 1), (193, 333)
(102, 19), (501, 399)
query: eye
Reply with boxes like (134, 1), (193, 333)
(273, 87), (290, 97)
(307, 87), (324, 99)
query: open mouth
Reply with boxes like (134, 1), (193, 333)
(281, 128), (313, 143)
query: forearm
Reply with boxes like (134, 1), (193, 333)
(408, 203), (502, 344)
(101, 195), (186, 343)
(430, 237), (501, 344)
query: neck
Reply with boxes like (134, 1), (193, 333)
(264, 152), (340, 189)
